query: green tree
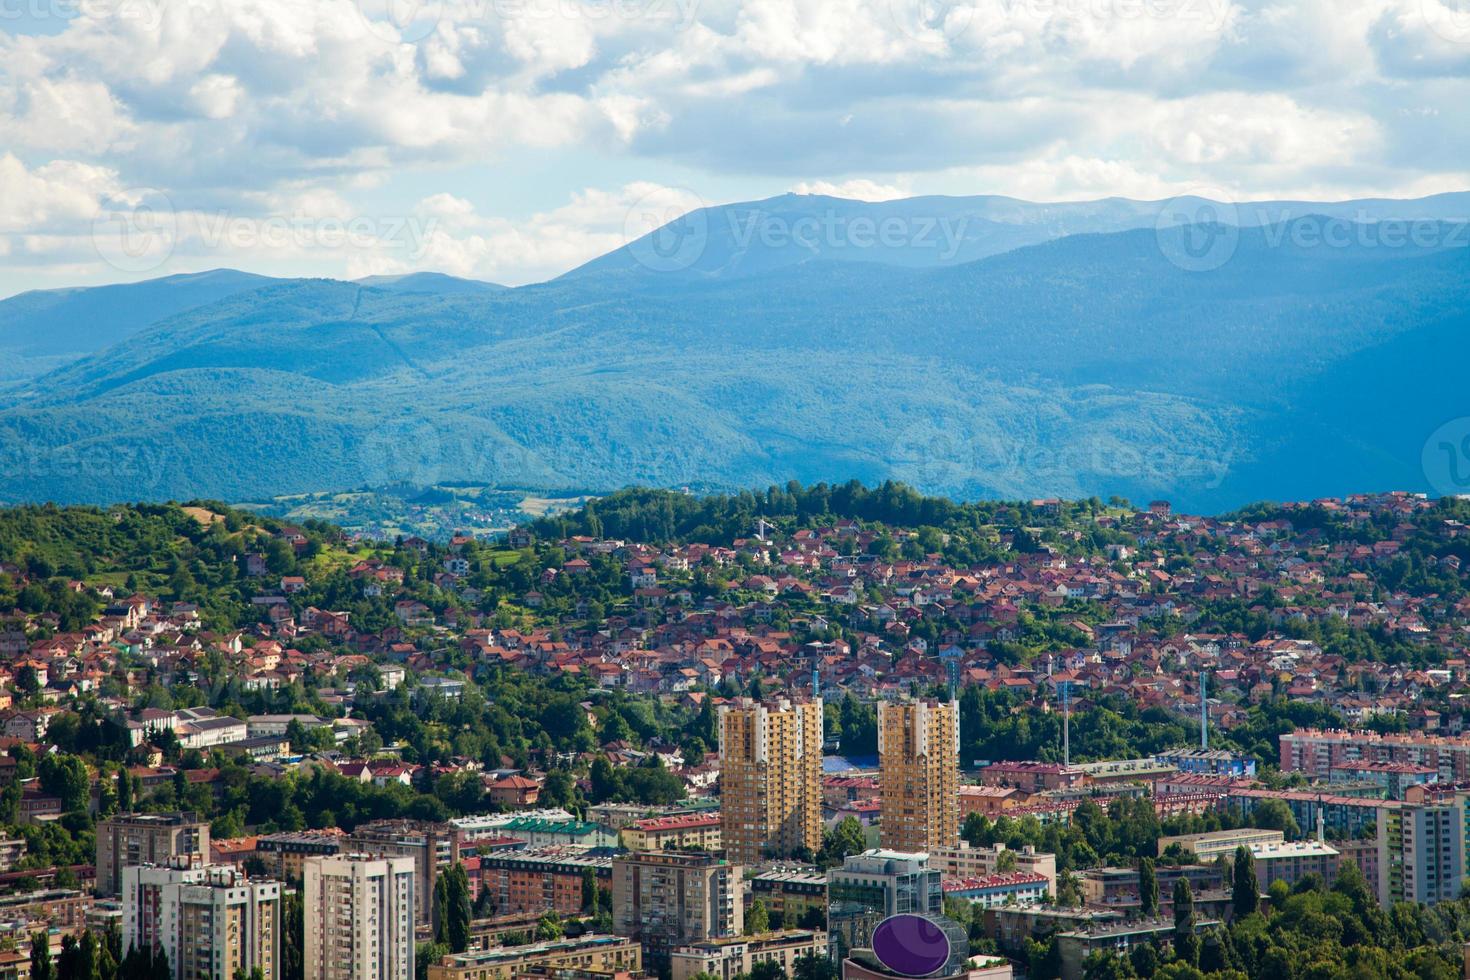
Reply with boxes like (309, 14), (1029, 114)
(280, 891), (304, 980)
(38, 753), (90, 813)
(32, 933), (55, 980)
(1139, 858), (1159, 918)
(793, 954), (838, 980)
(1251, 799), (1300, 839)
(1172, 878), (1197, 966)
(747, 900), (770, 936)
(1231, 846), (1259, 917)
(117, 767), (134, 813)
(445, 865), (472, 953)
(581, 868), (598, 913)
(534, 912), (563, 942)
(415, 942), (448, 980)
(821, 817), (867, 867)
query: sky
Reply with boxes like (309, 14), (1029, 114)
(1, 0), (1469, 296)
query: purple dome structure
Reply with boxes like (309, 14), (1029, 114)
(870, 914), (952, 977)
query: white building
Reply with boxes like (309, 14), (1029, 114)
(303, 853), (416, 980)
(121, 864), (280, 980)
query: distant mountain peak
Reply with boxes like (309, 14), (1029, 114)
(353, 272), (506, 295)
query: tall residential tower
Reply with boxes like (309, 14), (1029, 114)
(718, 697), (823, 864)
(878, 699), (960, 853)
(303, 854), (416, 980)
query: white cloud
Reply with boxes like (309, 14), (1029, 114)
(0, 0), (1468, 294)
(789, 178), (911, 201)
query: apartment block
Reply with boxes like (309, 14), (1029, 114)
(1377, 799), (1469, 905)
(718, 698), (823, 865)
(255, 830), (345, 882)
(426, 935), (640, 980)
(1156, 828), (1285, 862)
(929, 842), (1057, 896)
(878, 699), (959, 853)
(1250, 841), (1340, 892)
(623, 813), (723, 852)
(611, 851), (744, 956)
(121, 864), (279, 980)
(346, 819), (461, 924)
(478, 849), (611, 916)
(1281, 728), (1470, 783)
(97, 812), (210, 897)
(303, 854), (416, 980)
(747, 869), (827, 924)
(671, 929), (828, 980)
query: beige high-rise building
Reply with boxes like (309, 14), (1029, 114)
(345, 819), (461, 924)
(718, 697), (823, 865)
(878, 699), (960, 852)
(303, 854), (416, 980)
(97, 812), (210, 897)
(121, 864), (280, 980)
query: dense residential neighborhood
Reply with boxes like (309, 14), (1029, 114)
(4, 485), (1470, 980)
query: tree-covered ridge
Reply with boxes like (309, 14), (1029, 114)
(5, 220), (1470, 511)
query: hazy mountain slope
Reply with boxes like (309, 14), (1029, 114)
(563, 191), (1470, 283)
(354, 272), (507, 294)
(2, 217), (1468, 511)
(0, 269), (279, 383)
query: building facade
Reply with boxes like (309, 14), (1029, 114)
(426, 935), (640, 980)
(1249, 841), (1340, 892)
(827, 850), (943, 964)
(1282, 728), (1470, 783)
(671, 929), (828, 980)
(623, 813), (723, 852)
(478, 850), (611, 916)
(121, 864), (279, 980)
(1377, 799), (1468, 905)
(929, 843), (1057, 897)
(255, 830), (345, 882)
(97, 813), (210, 898)
(718, 698), (823, 865)
(878, 700), (959, 853)
(303, 854), (416, 980)
(345, 820), (461, 924)
(610, 851), (744, 956)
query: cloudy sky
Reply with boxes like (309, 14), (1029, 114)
(1, 0), (1468, 295)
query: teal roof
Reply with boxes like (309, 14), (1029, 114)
(500, 817), (609, 835)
